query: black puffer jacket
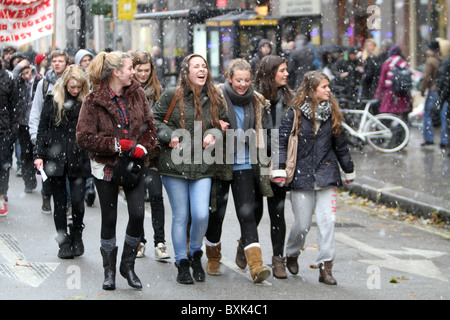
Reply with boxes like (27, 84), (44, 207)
(278, 107), (354, 190)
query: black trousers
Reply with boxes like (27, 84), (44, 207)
(142, 168), (165, 246)
(255, 182), (286, 257)
(206, 169), (259, 248)
(50, 175), (86, 236)
(0, 132), (14, 195)
(17, 125), (37, 190)
(94, 177), (145, 240)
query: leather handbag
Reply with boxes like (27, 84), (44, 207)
(285, 108), (299, 184)
(106, 111), (143, 189)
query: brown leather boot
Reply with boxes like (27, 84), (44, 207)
(206, 243), (222, 276)
(319, 261), (337, 285)
(286, 254), (299, 275)
(272, 256), (288, 279)
(244, 245), (271, 283)
(235, 239), (247, 269)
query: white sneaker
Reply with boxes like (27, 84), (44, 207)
(0, 195), (8, 217)
(154, 242), (170, 260)
(137, 242), (146, 258)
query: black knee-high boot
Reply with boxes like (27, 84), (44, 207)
(120, 241), (142, 289)
(100, 246), (117, 290)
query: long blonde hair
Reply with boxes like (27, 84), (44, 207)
(86, 51), (131, 88)
(291, 71), (343, 136)
(53, 65), (90, 125)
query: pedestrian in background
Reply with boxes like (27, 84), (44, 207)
(34, 65), (91, 259)
(420, 40), (447, 148)
(375, 45), (412, 120)
(152, 54), (228, 285)
(76, 51), (157, 290)
(360, 39), (381, 100)
(252, 55), (293, 278)
(11, 59), (39, 195)
(273, 71), (355, 285)
(0, 58), (16, 217)
(250, 39), (272, 75)
(132, 50), (170, 261)
(205, 58), (272, 283)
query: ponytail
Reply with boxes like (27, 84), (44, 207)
(87, 51), (131, 88)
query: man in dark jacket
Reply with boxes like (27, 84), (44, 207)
(331, 47), (364, 99)
(12, 59), (40, 193)
(0, 59), (17, 216)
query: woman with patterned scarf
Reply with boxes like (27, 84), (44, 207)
(273, 71), (355, 285)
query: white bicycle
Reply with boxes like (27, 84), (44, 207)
(340, 99), (410, 153)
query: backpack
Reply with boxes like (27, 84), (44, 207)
(392, 65), (412, 95)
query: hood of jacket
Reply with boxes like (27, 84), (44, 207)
(75, 49), (94, 66)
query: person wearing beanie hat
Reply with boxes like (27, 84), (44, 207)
(421, 40), (447, 148)
(34, 53), (48, 76)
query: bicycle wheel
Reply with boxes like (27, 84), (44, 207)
(363, 114), (410, 153)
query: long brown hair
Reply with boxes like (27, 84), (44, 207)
(173, 54), (223, 131)
(253, 55), (293, 105)
(132, 50), (161, 101)
(291, 71), (343, 136)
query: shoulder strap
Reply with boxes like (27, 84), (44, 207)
(291, 107), (298, 136)
(163, 95), (177, 124)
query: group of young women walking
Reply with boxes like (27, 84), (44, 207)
(36, 48), (354, 290)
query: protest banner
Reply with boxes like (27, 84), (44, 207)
(0, 0), (54, 46)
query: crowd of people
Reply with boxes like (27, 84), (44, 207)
(1, 34), (448, 291)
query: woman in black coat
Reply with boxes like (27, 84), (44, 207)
(272, 71), (355, 285)
(34, 65), (91, 259)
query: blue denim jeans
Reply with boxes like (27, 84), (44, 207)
(161, 176), (212, 263)
(423, 92), (448, 145)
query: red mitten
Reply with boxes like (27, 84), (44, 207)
(119, 139), (135, 151)
(130, 146), (145, 159)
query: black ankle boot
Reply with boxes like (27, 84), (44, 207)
(189, 250), (205, 282)
(100, 247), (117, 290)
(119, 242), (142, 289)
(176, 259), (194, 284)
(56, 233), (74, 259)
(69, 224), (84, 257)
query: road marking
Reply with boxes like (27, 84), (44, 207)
(335, 233), (448, 282)
(0, 234), (59, 288)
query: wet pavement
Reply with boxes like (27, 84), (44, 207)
(344, 125), (450, 224)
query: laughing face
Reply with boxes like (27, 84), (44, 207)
(188, 56), (208, 89)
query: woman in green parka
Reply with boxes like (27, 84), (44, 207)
(152, 54), (228, 285)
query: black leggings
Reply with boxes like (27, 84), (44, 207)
(255, 182), (286, 257)
(94, 177), (145, 240)
(206, 169), (259, 248)
(50, 175), (86, 235)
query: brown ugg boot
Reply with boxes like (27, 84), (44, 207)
(272, 256), (288, 279)
(319, 261), (337, 285)
(286, 254), (299, 275)
(206, 243), (222, 276)
(244, 245), (271, 283)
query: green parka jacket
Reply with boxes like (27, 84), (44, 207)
(153, 87), (228, 180)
